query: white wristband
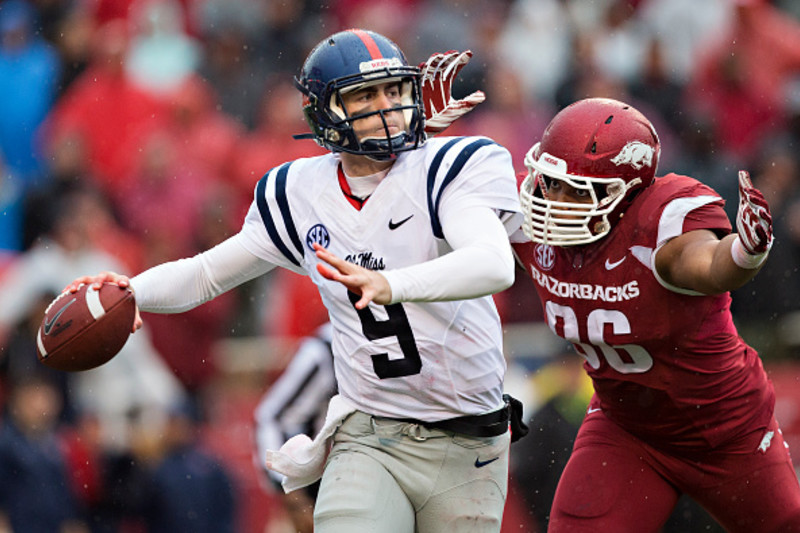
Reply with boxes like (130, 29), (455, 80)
(731, 236), (768, 269)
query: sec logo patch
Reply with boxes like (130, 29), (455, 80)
(535, 243), (555, 271)
(306, 224), (330, 251)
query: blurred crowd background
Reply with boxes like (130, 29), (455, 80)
(0, 0), (799, 531)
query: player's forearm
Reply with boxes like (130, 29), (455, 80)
(683, 234), (765, 295)
(383, 207), (514, 303)
(131, 234), (272, 313)
(384, 245), (513, 303)
(714, 234), (767, 291)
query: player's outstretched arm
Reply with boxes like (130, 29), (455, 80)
(419, 50), (485, 136)
(313, 243), (392, 309)
(656, 171), (774, 294)
(64, 271), (143, 332)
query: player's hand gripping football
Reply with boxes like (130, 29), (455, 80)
(65, 271), (143, 332)
(419, 50), (485, 136)
(313, 243), (391, 309)
(733, 170), (773, 268)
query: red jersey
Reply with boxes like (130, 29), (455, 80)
(512, 173), (774, 450)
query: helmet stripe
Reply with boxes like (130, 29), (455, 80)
(351, 29), (383, 59)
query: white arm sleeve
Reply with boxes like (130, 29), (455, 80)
(130, 233), (275, 313)
(382, 205), (515, 303)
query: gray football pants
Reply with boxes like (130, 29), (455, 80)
(313, 410), (511, 533)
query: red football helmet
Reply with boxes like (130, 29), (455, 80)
(520, 98), (660, 246)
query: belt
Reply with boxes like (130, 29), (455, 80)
(395, 394), (528, 441)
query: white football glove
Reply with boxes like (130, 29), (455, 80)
(732, 170), (773, 269)
(419, 50), (485, 136)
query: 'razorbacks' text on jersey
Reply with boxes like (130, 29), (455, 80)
(513, 174), (774, 449)
(240, 136), (521, 421)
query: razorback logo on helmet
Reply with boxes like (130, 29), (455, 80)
(610, 141), (654, 170)
(359, 57), (403, 73)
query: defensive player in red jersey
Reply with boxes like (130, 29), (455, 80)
(511, 97), (800, 533)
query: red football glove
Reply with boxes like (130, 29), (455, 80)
(733, 170), (773, 268)
(419, 50), (485, 136)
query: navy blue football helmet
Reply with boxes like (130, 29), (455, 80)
(295, 29), (425, 160)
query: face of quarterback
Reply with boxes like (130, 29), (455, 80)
(339, 80), (406, 143)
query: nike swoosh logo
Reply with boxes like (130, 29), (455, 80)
(43, 298), (77, 335)
(587, 407), (602, 414)
(388, 214), (414, 230)
(474, 456), (500, 468)
(604, 256), (626, 270)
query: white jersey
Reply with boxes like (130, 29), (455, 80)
(238, 136), (520, 421)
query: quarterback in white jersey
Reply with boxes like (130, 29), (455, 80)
(238, 134), (519, 421)
(66, 30), (523, 532)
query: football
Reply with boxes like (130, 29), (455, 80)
(36, 283), (136, 372)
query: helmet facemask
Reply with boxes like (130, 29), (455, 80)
(520, 143), (637, 246)
(326, 76), (422, 161)
(297, 67), (424, 161)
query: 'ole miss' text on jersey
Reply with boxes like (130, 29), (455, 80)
(512, 173), (774, 450)
(239, 136), (521, 422)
